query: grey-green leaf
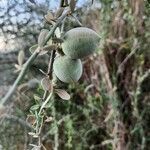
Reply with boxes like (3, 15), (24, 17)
(41, 77), (52, 91)
(55, 89), (70, 100)
(55, 27), (61, 38)
(38, 29), (49, 47)
(44, 11), (55, 25)
(29, 44), (38, 54)
(30, 104), (40, 111)
(18, 50), (25, 66)
(33, 95), (41, 101)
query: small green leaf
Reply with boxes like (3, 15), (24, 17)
(38, 29), (49, 47)
(55, 89), (70, 100)
(33, 95), (41, 101)
(29, 44), (38, 54)
(18, 50), (25, 66)
(44, 11), (55, 25)
(30, 45), (47, 55)
(41, 77), (52, 92)
(46, 11), (54, 20)
(47, 39), (53, 45)
(14, 64), (21, 73)
(30, 104), (40, 111)
(55, 27), (61, 38)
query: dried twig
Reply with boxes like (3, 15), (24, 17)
(117, 47), (138, 74)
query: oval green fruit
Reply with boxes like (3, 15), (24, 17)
(62, 27), (100, 59)
(53, 56), (83, 83)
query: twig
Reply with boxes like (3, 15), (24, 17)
(139, 69), (150, 85)
(117, 47), (138, 74)
(42, 90), (48, 100)
(134, 68), (150, 112)
(47, 50), (56, 79)
(54, 125), (59, 150)
(71, 14), (83, 27)
(0, 10), (69, 106)
(36, 117), (44, 148)
(38, 91), (53, 116)
(52, 100), (59, 150)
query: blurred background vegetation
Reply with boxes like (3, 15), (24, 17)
(0, 0), (150, 149)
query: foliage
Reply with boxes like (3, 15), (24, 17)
(0, 0), (150, 150)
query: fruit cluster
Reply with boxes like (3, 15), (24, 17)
(53, 27), (100, 83)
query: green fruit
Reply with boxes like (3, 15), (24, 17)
(53, 56), (83, 83)
(62, 27), (100, 59)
